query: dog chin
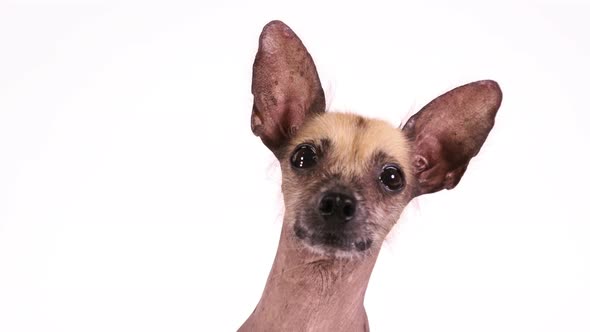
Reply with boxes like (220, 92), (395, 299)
(293, 225), (373, 258)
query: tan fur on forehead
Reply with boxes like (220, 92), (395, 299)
(292, 112), (411, 177)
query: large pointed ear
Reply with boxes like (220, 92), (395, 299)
(403, 80), (502, 197)
(251, 20), (326, 156)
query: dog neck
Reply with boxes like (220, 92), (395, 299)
(239, 224), (379, 332)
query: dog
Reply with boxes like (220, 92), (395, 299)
(239, 20), (502, 331)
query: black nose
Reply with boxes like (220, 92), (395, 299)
(318, 192), (356, 224)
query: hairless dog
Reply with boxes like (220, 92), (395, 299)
(239, 20), (502, 331)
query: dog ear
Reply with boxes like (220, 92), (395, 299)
(251, 20), (326, 156)
(403, 80), (502, 197)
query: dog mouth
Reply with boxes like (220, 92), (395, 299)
(294, 225), (373, 253)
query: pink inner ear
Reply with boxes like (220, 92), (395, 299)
(251, 21), (325, 154)
(403, 80), (502, 197)
(413, 155), (428, 173)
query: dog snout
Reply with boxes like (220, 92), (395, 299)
(318, 192), (356, 225)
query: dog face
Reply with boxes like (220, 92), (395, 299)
(280, 113), (413, 256)
(250, 21), (502, 258)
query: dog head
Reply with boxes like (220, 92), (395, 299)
(251, 21), (502, 258)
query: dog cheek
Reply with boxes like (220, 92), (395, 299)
(366, 201), (407, 238)
(282, 178), (311, 226)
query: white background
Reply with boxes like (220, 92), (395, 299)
(1, 1), (589, 331)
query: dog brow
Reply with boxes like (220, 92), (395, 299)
(319, 138), (332, 151)
(372, 150), (403, 169)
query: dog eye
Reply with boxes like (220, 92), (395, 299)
(291, 144), (318, 169)
(379, 164), (405, 192)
